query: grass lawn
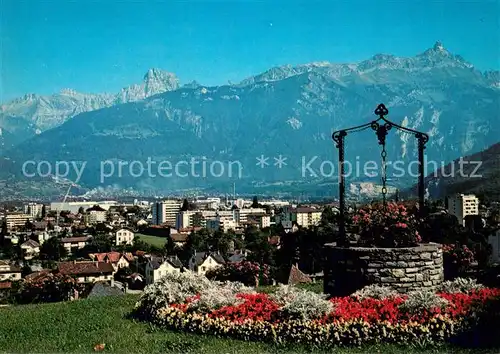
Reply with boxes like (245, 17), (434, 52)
(0, 295), (487, 353)
(136, 233), (167, 248)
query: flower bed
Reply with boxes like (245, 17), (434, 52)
(133, 273), (500, 347)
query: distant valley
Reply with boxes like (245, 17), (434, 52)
(0, 42), (499, 200)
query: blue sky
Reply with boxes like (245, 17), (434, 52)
(1, 0), (499, 102)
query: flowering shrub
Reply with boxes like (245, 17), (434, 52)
(205, 261), (271, 286)
(271, 285), (334, 320)
(438, 278), (484, 294)
(399, 290), (449, 314)
(133, 278), (500, 348)
(352, 284), (398, 300)
(351, 203), (421, 247)
(188, 281), (255, 313)
(135, 272), (211, 316)
(15, 272), (83, 304)
(443, 244), (476, 270)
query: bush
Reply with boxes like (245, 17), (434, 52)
(352, 284), (399, 300)
(135, 272), (211, 316)
(271, 285), (334, 320)
(438, 278), (484, 294)
(442, 244), (476, 278)
(15, 272), (83, 304)
(350, 203), (421, 248)
(399, 290), (449, 314)
(188, 281), (255, 313)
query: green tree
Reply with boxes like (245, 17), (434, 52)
(88, 233), (112, 253)
(251, 196), (259, 208)
(77, 207), (85, 215)
(245, 226), (275, 266)
(164, 235), (176, 256)
(180, 229), (210, 263)
(181, 199), (189, 212)
(41, 205), (47, 219)
(40, 237), (68, 261)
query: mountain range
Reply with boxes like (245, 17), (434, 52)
(0, 42), (499, 200)
(420, 142), (500, 201)
(0, 69), (180, 152)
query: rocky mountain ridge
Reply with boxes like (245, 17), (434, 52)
(0, 69), (179, 152)
(0, 42), (498, 198)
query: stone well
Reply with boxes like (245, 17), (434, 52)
(323, 242), (444, 296)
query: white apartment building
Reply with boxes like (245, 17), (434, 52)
(152, 200), (182, 226)
(3, 213), (33, 230)
(206, 217), (237, 233)
(278, 206), (322, 229)
(24, 203), (44, 219)
(447, 194), (479, 226)
(234, 208), (267, 224)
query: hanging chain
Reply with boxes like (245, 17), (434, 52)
(381, 143), (388, 208)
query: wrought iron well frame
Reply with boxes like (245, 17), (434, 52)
(332, 103), (429, 243)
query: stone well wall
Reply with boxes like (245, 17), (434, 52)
(323, 242), (444, 296)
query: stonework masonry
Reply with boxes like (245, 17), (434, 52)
(324, 242), (444, 296)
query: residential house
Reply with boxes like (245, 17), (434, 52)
(60, 236), (92, 254)
(0, 261), (22, 282)
(20, 239), (40, 260)
(89, 252), (133, 270)
(188, 252), (225, 275)
(33, 231), (51, 245)
(228, 249), (250, 263)
(57, 261), (115, 285)
(145, 256), (183, 284)
(170, 233), (189, 248)
(33, 221), (48, 231)
(114, 228), (135, 246)
(136, 219), (148, 228)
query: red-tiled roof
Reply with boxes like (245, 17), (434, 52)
(61, 236), (91, 243)
(89, 252), (124, 264)
(106, 251), (121, 263)
(89, 253), (107, 262)
(177, 226), (203, 233)
(21, 239), (40, 248)
(171, 233), (189, 242)
(0, 282), (12, 290)
(25, 270), (51, 281)
(123, 252), (135, 262)
(58, 261), (114, 275)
